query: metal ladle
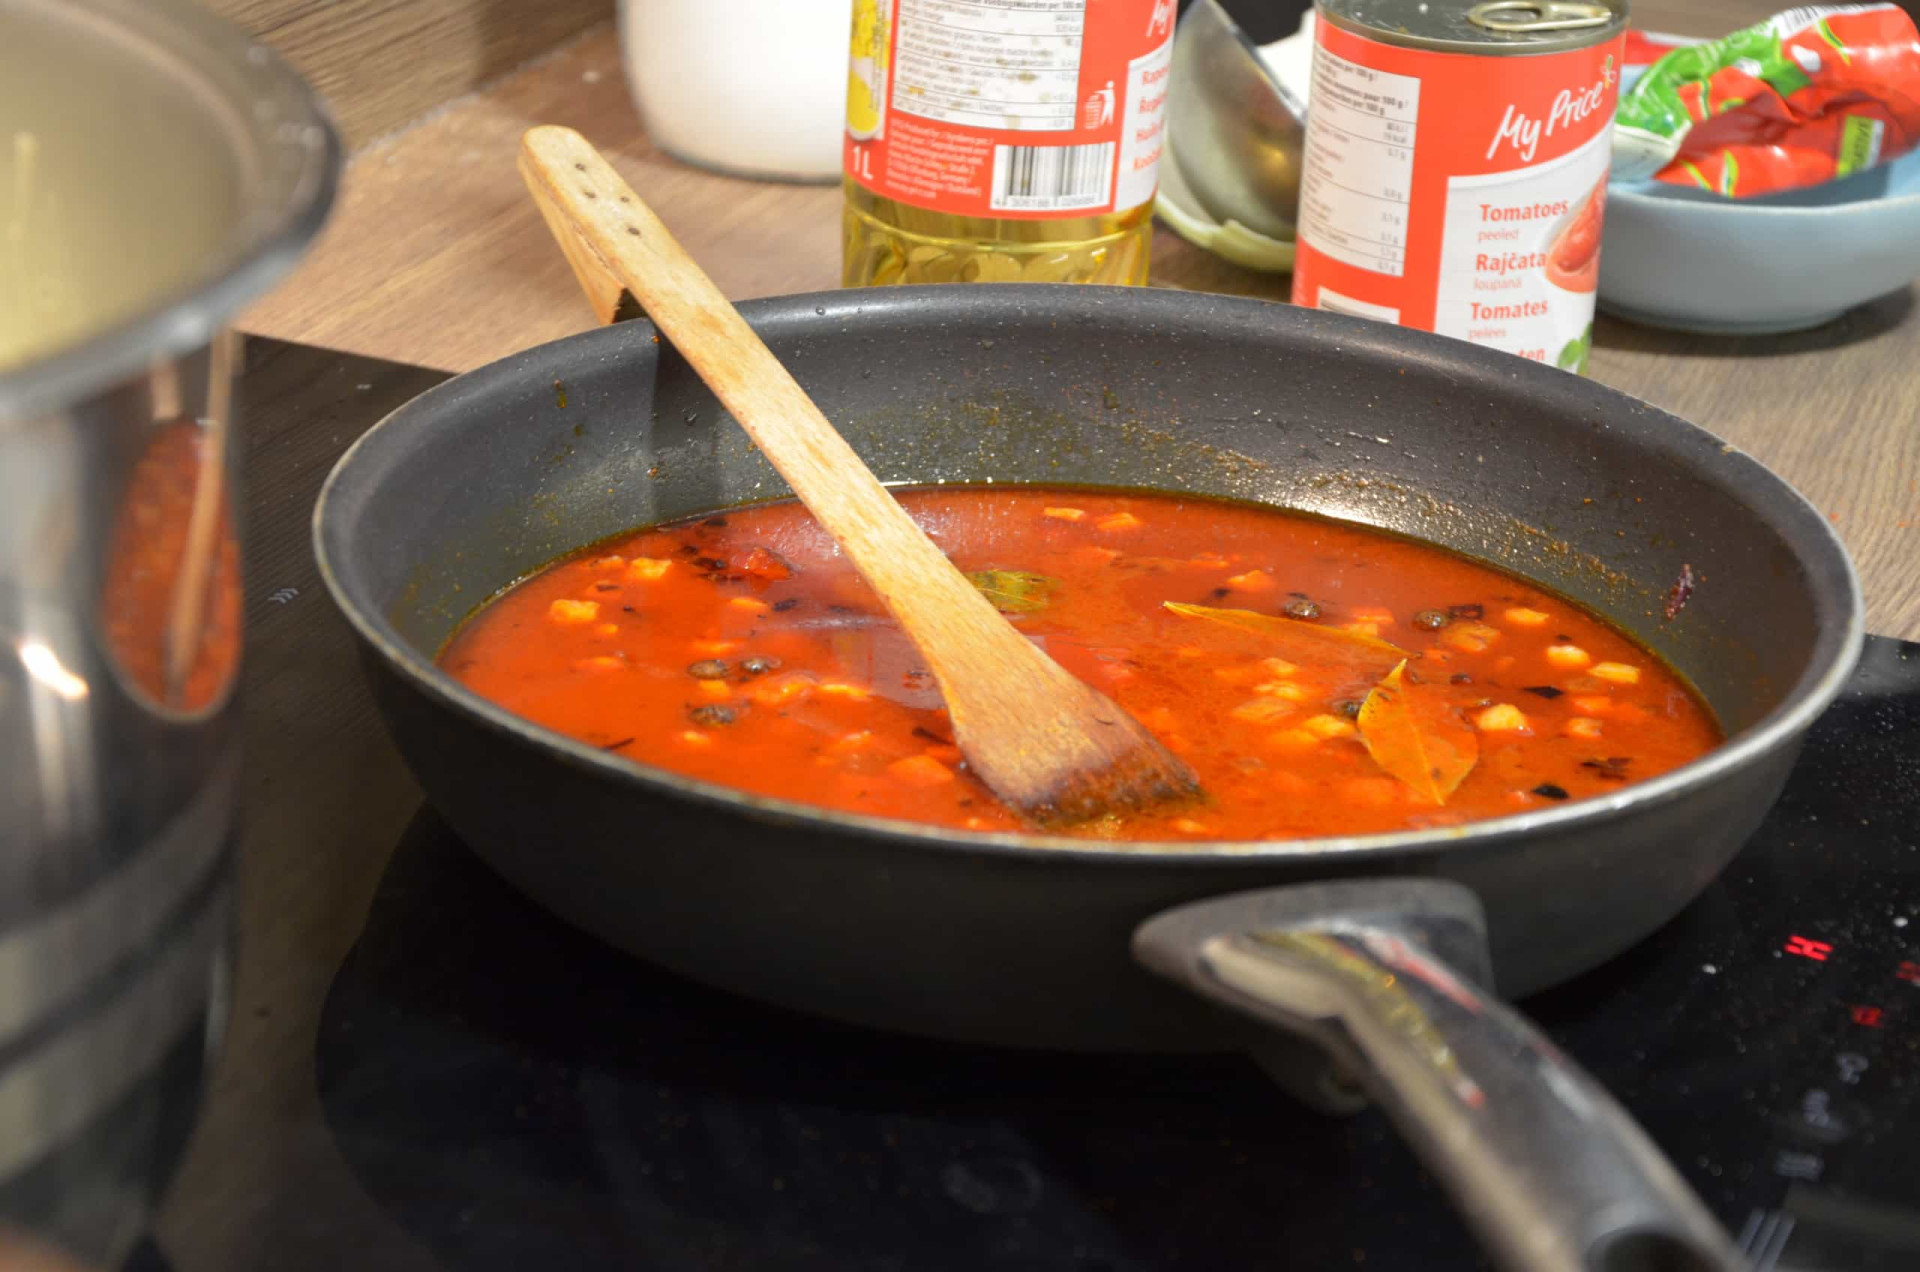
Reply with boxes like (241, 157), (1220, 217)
(1166, 0), (1307, 243)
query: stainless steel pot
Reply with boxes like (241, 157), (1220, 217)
(0, 0), (336, 1260)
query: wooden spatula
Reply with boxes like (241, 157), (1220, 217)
(519, 125), (1200, 828)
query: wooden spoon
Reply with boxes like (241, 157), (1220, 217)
(519, 125), (1199, 828)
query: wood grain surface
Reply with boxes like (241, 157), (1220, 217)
(238, 10), (1920, 637)
(208, 0), (612, 148)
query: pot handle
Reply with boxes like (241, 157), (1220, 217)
(1132, 879), (1747, 1272)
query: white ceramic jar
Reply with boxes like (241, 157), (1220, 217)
(620, 0), (854, 183)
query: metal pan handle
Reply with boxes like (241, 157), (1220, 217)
(1133, 879), (1747, 1272)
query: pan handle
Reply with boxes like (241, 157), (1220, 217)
(1133, 879), (1747, 1272)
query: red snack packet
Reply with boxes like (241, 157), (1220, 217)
(1614, 5), (1920, 196)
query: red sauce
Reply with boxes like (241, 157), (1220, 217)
(99, 421), (241, 713)
(441, 488), (1719, 842)
(1545, 178), (1606, 294)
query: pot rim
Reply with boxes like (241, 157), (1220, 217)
(0, 0), (339, 420)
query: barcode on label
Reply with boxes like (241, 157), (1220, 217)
(1316, 288), (1400, 324)
(990, 142), (1115, 212)
(1768, 5), (1871, 36)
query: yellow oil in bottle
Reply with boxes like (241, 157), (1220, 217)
(841, 0), (1165, 289)
(842, 181), (1154, 287)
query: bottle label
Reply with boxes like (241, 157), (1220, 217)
(846, 0), (1173, 218)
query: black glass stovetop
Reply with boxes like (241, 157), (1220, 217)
(170, 339), (1920, 1272)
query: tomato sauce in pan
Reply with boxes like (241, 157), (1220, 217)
(441, 488), (1719, 842)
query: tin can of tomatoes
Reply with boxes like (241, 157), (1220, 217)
(1291, 0), (1627, 374)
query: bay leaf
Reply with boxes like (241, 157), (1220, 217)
(1162, 601), (1408, 668)
(969, 569), (1058, 614)
(1357, 660), (1478, 805)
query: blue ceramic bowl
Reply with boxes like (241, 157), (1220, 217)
(1599, 146), (1920, 334)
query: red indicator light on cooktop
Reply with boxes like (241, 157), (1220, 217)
(1785, 935), (1833, 961)
(1897, 960), (1920, 985)
(1850, 1005), (1885, 1027)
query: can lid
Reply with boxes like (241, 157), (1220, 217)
(1317, 0), (1626, 54)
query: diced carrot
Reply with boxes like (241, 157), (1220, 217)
(819, 682), (873, 701)
(1503, 607), (1551, 627)
(1096, 511), (1143, 532)
(741, 547), (792, 581)
(1226, 570), (1276, 593)
(690, 638), (742, 657)
(548, 599), (600, 624)
(1474, 703), (1530, 732)
(695, 679), (732, 701)
(1069, 545), (1123, 567)
(1043, 506), (1086, 521)
(1302, 714), (1358, 740)
(1545, 644), (1590, 669)
(1231, 697), (1293, 725)
(1591, 662), (1641, 685)
(728, 596), (771, 615)
(1570, 695), (1613, 716)
(887, 754), (954, 787)
(746, 673), (816, 705)
(1565, 717), (1604, 739)
(572, 655), (624, 674)
(626, 557), (673, 582)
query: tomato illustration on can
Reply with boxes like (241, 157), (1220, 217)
(1291, 0), (1628, 374)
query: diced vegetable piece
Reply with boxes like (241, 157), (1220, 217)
(1342, 777), (1403, 807)
(676, 730), (713, 748)
(1443, 621), (1501, 653)
(1096, 511), (1143, 532)
(1252, 681), (1308, 703)
(1259, 657), (1298, 678)
(572, 655), (624, 673)
(1043, 506), (1086, 521)
(690, 638), (741, 657)
(1474, 703), (1530, 732)
(1344, 622), (1380, 638)
(728, 596), (771, 615)
(626, 557), (673, 582)
(695, 680), (732, 701)
(746, 673), (817, 705)
(548, 599), (600, 624)
(1570, 695), (1614, 716)
(1545, 644), (1591, 669)
(819, 682), (873, 701)
(1504, 607), (1551, 627)
(1302, 714), (1359, 740)
(741, 547), (793, 581)
(1230, 697), (1294, 725)
(1266, 728), (1321, 750)
(1226, 570), (1275, 592)
(827, 731), (874, 754)
(592, 622), (620, 637)
(1171, 818), (1211, 835)
(1591, 662), (1641, 685)
(888, 754), (955, 786)
(1565, 717), (1604, 739)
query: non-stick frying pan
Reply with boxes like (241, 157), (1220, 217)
(315, 286), (1861, 1272)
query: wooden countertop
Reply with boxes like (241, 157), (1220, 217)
(241, 16), (1920, 638)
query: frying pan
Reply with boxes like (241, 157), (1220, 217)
(315, 285), (1861, 1272)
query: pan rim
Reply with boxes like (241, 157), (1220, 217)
(313, 285), (1866, 866)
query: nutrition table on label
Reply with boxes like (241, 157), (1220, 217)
(894, 0), (1088, 132)
(1299, 43), (1420, 277)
